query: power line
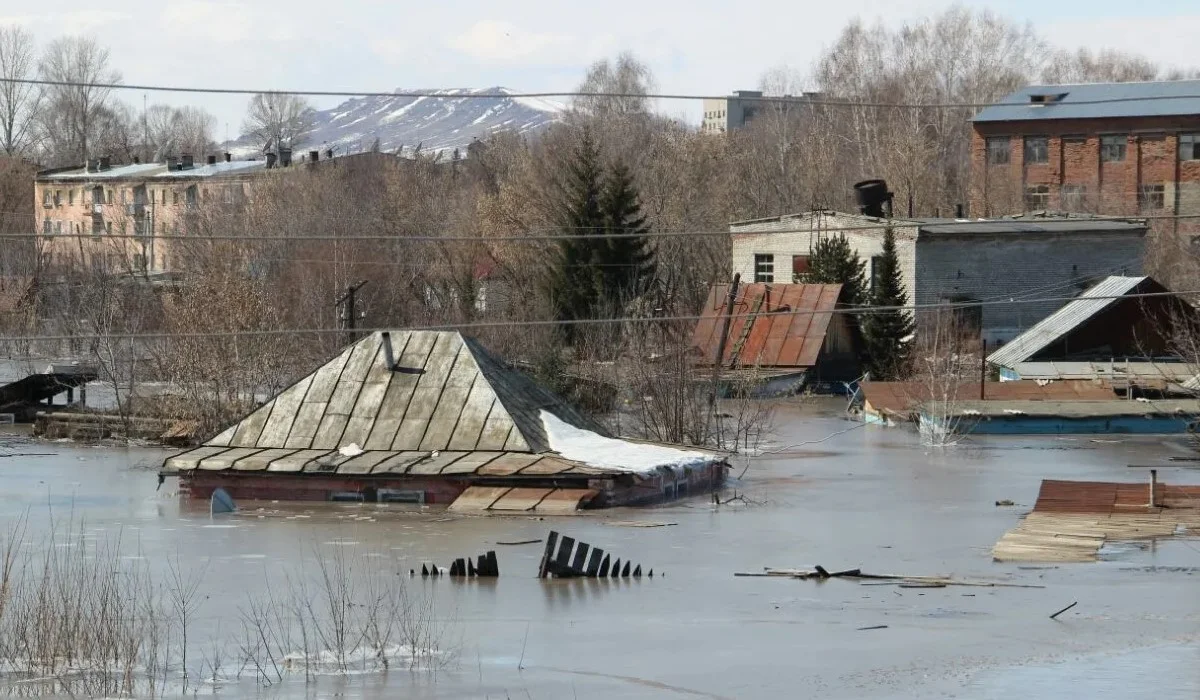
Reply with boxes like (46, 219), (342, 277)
(5, 213), (1198, 243)
(8, 76), (1200, 110)
(1, 289), (1194, 343)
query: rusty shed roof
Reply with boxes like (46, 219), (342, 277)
(692, 283), (842, 368)
(860, 380), (1114, 417)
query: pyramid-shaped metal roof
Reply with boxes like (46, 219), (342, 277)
(163, 331), (620, 476)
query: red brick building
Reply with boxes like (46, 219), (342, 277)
(970, 80), (1200, 221)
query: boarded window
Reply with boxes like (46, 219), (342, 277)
(754, 254), (774, 283)
(1101, 135), (1127, 162)
(986, 137), (1010, 165)
(870, 255), (884, 293)
(1024, 136), (1049, 164)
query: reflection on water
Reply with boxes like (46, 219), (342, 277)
(964, 644), (1200, 699)
(0, 400), (1198, 698)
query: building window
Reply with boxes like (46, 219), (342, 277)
(105, 221), (112, 234)
(753, 254), (774, 283)
(1024, 185), (1050, 210)
(869, 256), (884, 293)
(172, 190), (179, 205)
(1139, 184), (1165, 210)
(986, 137), (1010, 165)
(1024, 136), (1049, 164)
(1180, 133), (1200, 161)
(55, 220), (62, 234)
(792, 255), (810, 282)
(42, 191), (51, 207)
(161, 190), (167, 205)
(1100, 135), (1127, 162)
(42, 219), (50, 235)
(106, 189), (113, 205)
(68, 189), (74, 205)
(1061, 184), (1087, 211)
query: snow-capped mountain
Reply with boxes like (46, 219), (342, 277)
(226, 87), (565, 158)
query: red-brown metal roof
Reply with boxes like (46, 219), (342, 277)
(692, 283), (842, 369)
(1034, 479), (1200, 514)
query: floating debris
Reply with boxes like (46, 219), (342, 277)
(538, 530), (654, 579)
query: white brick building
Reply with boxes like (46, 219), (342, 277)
(729, 211), (1147, 345)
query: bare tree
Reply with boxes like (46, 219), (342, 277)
(242, 92), (312, 152)
(144, 103), (216, 160)
(573, 52), (655, 117)
(0, 26), (40, 157)
(38, 36), (122, 165)
(1041, 48), (1158, 84)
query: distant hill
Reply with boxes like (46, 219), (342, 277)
(224, 87), (565, 158)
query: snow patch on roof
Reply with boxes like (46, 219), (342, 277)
(540, 410), (716, 475)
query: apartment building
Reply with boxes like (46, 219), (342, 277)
(970, 80), (1200, 222)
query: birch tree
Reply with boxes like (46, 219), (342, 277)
(0, 26), (40, 157)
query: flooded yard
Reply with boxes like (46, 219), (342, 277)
(1, 399), (1197, 698)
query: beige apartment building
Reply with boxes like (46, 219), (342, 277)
(36, 153), (271, 274)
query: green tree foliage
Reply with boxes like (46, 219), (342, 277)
(550, 131), (606, 328)
(861, 226), (914, 378)
(550, 131), (656, 336)
(598, 162), (656, 301)
(804, 233), (866, 307)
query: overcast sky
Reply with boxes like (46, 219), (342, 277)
(3, 0), (1199, 134)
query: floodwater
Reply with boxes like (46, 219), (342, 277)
(1, 399), (1198, 699)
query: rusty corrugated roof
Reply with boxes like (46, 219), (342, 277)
(692, 283), (842, 369)
(1034, 479), (1200, 514)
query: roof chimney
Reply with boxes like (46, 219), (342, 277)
(132, 155), (140, 165)
(207, 154), (217, 165)
(325, 148), (334, 160)
(265, 152), (277, 169)
(166, 155), (179, 171)
(224, 152), (231, 162)
(853, 179), (893, 219)
(180, 154), (194, 170)
(309, 150), (319, 163)
(98, 156), (111, 171)
(278, 147), (292, 167)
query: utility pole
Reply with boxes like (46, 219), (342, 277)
(335, 280), (369, 346)
(705, 273), (742, 442)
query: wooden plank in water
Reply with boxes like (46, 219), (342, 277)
(448, 486), (512, 512)
(538, 531), (559, 578)
(520, 456), (579, 476)
(585, 548), (605, 577)
(570, 543), (590, 573)
(477, 453), (541, 476)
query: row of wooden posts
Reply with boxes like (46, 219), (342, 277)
(412, 531), (654, 579)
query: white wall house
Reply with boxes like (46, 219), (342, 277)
(729, 211), (1147, 346)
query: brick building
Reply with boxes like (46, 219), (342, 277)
(969, 80), (1200, 222)
(730, 210), (1146, 345)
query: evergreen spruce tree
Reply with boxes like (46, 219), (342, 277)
(598, 162), (655, 303)
(861, 226), (915, 379)
(805, 233), (867, 307)
(551, 130), (606, 328)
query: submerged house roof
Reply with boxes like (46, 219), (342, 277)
(164, 330), (720, 478)
(692, 283), (843, 369)
(860, 380), (1113, 419)
(987, 276), (1164, 367)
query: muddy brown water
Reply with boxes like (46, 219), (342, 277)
(1, 399), (1198, 698)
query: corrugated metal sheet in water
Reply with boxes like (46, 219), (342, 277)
(691, 283), (842, 369)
